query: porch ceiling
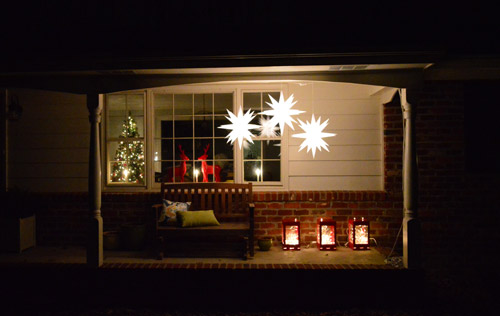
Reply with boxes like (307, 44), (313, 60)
(2, 52), (499, 94)
(0, 51), (439, 94)
(0, 68), (428, 94)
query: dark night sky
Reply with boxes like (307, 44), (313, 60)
(1, 1), (499, 68)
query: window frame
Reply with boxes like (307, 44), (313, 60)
(239, 88), (287, 188)
(151, 90), (236, 186)
(103, 91), (148, 188)
(101, 83), (289, 192)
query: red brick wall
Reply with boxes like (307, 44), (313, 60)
(413, 82), (499, 271)
(35, 192), (161, 246)
(414, 82), (466, 269)
(35, 191), (400, 248)
(252, 191), (400, 247)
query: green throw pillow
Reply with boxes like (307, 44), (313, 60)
(177, 210), (220, 228)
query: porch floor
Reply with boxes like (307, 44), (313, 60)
(1, 245), (419, 311)
(0, 245), (397, 268)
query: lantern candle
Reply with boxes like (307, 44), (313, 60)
(282, 218), (300, 250)
(348, 217), (370, 250)
(317, 218), (336, 250)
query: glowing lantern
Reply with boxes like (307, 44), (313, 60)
(348, 217), (370, 250)
(317, 218), (336, 250)
(282, 218), (300, 250)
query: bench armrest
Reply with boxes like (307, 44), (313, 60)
(248, 203), (255, 221)
(248, 202), (255, 257)
(153, 204), (163, 212)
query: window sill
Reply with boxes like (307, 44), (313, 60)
(103, 185), (149, 193)
(250, 181), (287, 192)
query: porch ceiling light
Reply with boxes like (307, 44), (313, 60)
(292, 114), (336, 158)
(218, 108), (260, 149)
(260, 92), (304, 135)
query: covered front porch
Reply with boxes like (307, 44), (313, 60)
(2, 54), (424, 270)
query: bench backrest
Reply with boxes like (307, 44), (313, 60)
(160, 182), (253, 222)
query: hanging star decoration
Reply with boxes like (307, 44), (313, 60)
(258, 116), (279, 138)
(218, 108), (260, 149)
(260, 92), (304, 135)
(241, 140), (251, 150)
(292, 114), (336, 158)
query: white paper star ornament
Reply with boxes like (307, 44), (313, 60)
(218, 108), (260, 149)
(292, 114), (336, 158)
(260, 92), (304, 135)
(258, 116), (279, 138)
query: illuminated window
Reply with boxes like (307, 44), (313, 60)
(242, 92), (282, 183)
(105, 93), (146, 186)
(153, 93), (234, 183)
(103, 84), (289, 189)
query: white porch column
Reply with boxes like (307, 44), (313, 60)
(87, 94), (103, 267)
(400, 89), (420, 269)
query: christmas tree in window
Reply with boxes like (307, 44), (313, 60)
(111, 113), (145, 183)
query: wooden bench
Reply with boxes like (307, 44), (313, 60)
(153, 182), (254, 260)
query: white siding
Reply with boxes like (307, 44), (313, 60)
(289, 161), (382, 176)
(289, 145), (382, 161)
(287, 82), (390, 191)
(289, 176), (383, 191)
(8, 89), (88, 192)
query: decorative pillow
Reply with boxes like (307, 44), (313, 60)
(176, 210), (220, 228)
(158, 200), (192, 225)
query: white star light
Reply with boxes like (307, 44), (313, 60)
(241, 140), (251, 150)
(292, 114), (336, 158)
(258, 116), (279, 138)
(218, 108), (260, 149)
(260, 92), (304, 135)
